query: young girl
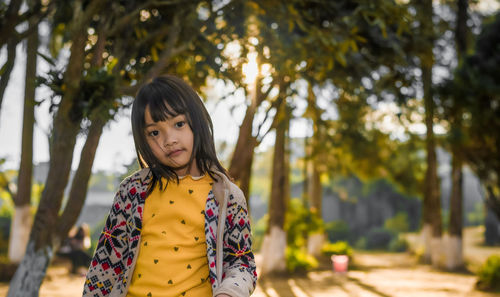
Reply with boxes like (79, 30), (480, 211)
(83, 75), (257, 297)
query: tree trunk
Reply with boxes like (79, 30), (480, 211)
(485, 185), (500, 222)
(228, 77), (273, 202)
(56, 22), (109, 239)
(8, 16), (38, 263)
(446, 145), (464, 269)
(8, 205), (32, 263)
(306, 84), (326, 257)
(7, 20), (88, 297)
(261, 90), (288, 275)
(7, 241), (52, 297)
(306, 162), (325, 257)
(484, 203), (500, 245)
(308, 159), (322, 213)
(418, 0), (443, 267)
(446, 0), (468, 271)
(57, 113), (106, 239)
(228, 100), (258, 201)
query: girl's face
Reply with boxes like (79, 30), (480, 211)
(144, 105), (199, 176)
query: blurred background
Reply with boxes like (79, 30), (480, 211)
(0, 0), (499, 296)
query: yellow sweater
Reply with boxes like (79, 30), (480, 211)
(127, 175), (213, 297)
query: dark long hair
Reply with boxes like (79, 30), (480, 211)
(131, 75), (228, 193)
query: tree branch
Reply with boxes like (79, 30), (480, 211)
(0, 0), (22, 47)
(0, 40), (17, 115)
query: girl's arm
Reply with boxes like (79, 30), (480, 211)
(82, 178), (131, 296)
(213, 185), (258, 297)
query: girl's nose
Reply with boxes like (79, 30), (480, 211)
(164, 136), (178, 147)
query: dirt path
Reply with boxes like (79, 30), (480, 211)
(0, 252), (496, 297)
(0, 227), (498, 296)
(253, 252), (499, 297)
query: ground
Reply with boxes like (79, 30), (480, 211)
(0, 227), (498, 296)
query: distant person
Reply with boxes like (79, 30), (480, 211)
(58, 223), (92, 274)
(83, 75), (257, 297)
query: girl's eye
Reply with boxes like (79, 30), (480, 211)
(175, 121), (185, 128)
(148, 130), (159, 137)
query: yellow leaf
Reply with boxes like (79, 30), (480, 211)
(340, 41), (349, 54)
(350, 40), (358, 52)
(335, 52), (347, 67)
(355, 35), (367, 43)
(0, 173), (7, 188)
(152, 47), (159, 62)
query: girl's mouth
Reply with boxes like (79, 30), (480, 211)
(168, 149), (183, 157)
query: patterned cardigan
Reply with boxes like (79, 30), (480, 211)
(83, 168), (257, 297)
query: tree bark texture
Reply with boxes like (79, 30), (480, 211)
(261, 92), (289, 275)
(8, 205), (32, 263)
(8, 17), (38, 263)
(228, 77), (273, 202)
(7, 241), (52, 297)
(267, 99), (288, 232)
(446, 0), (468, 270)
(418, 0), (442, 265)
(0, 40), (17, 116)
(0, 0), (22, 47)
(228, 101), (258, 201)
(57, 113), (106, 239)
(307, 158), (322, 212)
(15, 13), (38, 207)
(8, 15), (88, 295)
(448, 0), (468, 240)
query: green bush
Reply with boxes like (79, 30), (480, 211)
(285, 199), (324, 248)
(354, 236), (367, 249)
(476, 255), (500, 292)
(325, 220), (350, 243)
(285, 247), (318, 273)
(321, 241), (353, 258)
(252, 215), (268, 252)
(384, 212), (409, 234)
(388, 237), (409, 252)
(365, 227), (395, 250)
(89, 217), (106, 254)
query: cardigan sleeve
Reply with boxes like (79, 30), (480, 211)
(82, 177), (131, 297)
(213, 185), (257, 297)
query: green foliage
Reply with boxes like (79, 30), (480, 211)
(384, 212), (409, 234)
(252, 214), (268, 252)
(476, 255), (500, 292)
(285, 246), (318, 274)
(89, 171), (119, 192)
(355, 237), (367, 250)
(0, 191), (13, 219)
(0, 166), (15, 219)
(321, 241), (353, 258)
(365, 227), (395, 250)
(449, 12), (500, 219)
(89, 216), (106, 255)
(467, 202), (485, 226)
(325, 220), (350, 243)
(388, 237), (409, 252)
(285, 198), (324, 248)
(249, 149), (274, 204)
